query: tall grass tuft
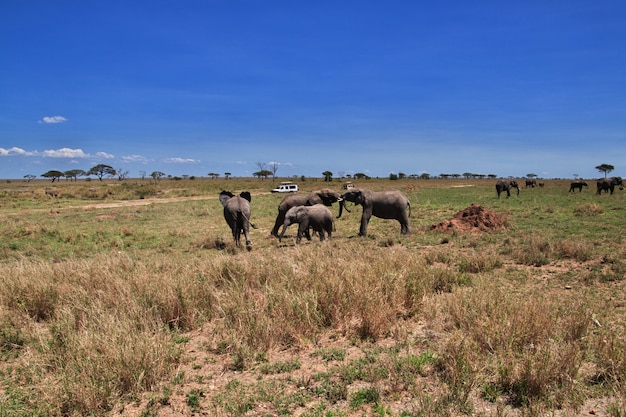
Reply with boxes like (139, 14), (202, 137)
(574, 203), (604, 216)
(0, 252), (190, 414)
(429, 281), (592, 408)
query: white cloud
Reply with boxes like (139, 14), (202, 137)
(0, 146), (116, 160)
(41, 148), (89, 158)
(95, 151), (115, 159)
(0, 147), (34, 156)
(122, 154), (150, 163)
(164, 157), (200, 164)
(38, 116), (67, 124)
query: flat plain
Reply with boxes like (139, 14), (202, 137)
(1, 177), (624, 416)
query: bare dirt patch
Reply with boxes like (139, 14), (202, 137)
(430, 203), (508, 233)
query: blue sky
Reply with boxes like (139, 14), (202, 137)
(1, 1), (625, 180)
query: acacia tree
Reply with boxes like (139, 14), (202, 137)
(42, 170), (64, 182)
(322, 171), (333, 182)
(64, 169), (86, 181)
(253, 170), (272, 180)
(150, 171), (166, 183)
(23, 174), (36, 182)
(88, 164), (116, 181)
(595, 164), (614, 178)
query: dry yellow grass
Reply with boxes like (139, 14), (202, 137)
(0, 178), (625, 416)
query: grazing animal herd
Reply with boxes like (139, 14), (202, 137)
(496, 177), (623, 198)
(220, 177), (623, 249)
(219, 187), (411, 249)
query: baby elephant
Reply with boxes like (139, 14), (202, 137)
(279, 204), (334, 243)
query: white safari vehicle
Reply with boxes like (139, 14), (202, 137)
(342, 182), (355, 190)
(271, 182), (299, 193)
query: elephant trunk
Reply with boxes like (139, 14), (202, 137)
(337, 198), (351, 218)
(278, 221), (291, 242)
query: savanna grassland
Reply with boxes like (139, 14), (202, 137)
(0, 177), (625, 417)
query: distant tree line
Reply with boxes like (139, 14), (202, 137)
(36, 165), (144, 183)
(29, 162), (618, 183)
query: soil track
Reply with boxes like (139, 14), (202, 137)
(3, 195), (235, 216)
(76, 195), (218, 210)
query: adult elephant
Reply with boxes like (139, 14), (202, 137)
(495, 180), (520, 198)
(270, 188), (346, 236)
(279, 204), (334, 243)
(525, 179), (537, 188)
(338, 188), (410, 236)
(219, 190), (253, 250)
(596, 177), (624, 195)
(569, 181), (588, 192)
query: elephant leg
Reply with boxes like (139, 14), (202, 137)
(400, 218), (410, 234)
(243, 226), (251, 250)
(314, 225), (325, 241)
(296, 223), (307, 243)
(325, 223), (332, 241)
(271, 212), (285, 237)
(233, 228), (241, 248)
(278, 222), (290, 242)
(359, 211), (372, 236)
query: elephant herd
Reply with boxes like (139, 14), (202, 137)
(221, 177), (623, 249)
(496, 177), (624, 198)
(566, 177), (623, 195)
(219, 187), (411, 250)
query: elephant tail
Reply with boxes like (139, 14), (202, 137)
(239, 211), (258, 229)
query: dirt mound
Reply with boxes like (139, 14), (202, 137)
(431, 204), (508, 233)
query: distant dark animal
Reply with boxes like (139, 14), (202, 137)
(538, 182), (545, 187)
(219, 190), (253, 250)
(596, 177), (624, 195)
(495, 180), (520, 198)
(525, 179), (537, 188)
(569, 181), (588, 192)
(45, 190), (58, 198)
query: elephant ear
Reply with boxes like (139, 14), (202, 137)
(307, 194), (321, 205)
(315, 189), (339, 206)
(239, 191), (252, 203)
(354, 191), (365, 205)
(219, 190), (234, 206)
